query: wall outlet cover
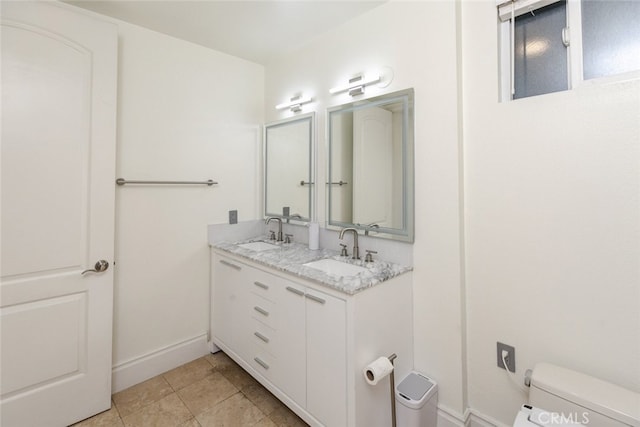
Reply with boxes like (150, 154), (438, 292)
(497, 342), (516, 373)
(283, 207), (290, 217)
(229, 210), (238, 224)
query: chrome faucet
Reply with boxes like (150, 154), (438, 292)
(364, 223), (379, 236)
(339, 227), (360, 260)
(286, 213), (302, 224)
(265, 217), (283, 242)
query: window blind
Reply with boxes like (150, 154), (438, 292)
(497, 0), (560, 21)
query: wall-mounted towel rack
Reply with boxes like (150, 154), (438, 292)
(300, 180), (348, 186)
(116, 178), (217, 186)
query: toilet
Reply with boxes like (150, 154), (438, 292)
(514, 363), (640, 426)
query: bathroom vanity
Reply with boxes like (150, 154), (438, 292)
(210, 240), (413, 427)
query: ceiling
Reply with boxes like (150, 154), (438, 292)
(65, 1), (386, 64)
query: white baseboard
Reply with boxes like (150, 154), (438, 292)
(209, 341), (221, 353)
(434, 404), (509, 427)
(436, 404), (467, 427)
(466, 408), (509, 427)
(111, 333), (210, 393)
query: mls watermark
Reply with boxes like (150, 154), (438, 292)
(537, 412), (590, 425)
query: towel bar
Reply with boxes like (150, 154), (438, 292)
(116, 178), (217, 186)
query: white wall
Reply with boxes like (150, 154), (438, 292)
(265, 1), (467, 418)
(112, 20), (263, 384)
(461, 1), (640, 425)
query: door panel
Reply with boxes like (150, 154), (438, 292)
(1, 293), (87, 395)
(1, 22), (90, 277)
(353, 107), (393, 227)
(0, 2), (117, 426)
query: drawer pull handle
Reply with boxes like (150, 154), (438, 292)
(286, 286), (305, 296)
(254, 357), (270, 370)
(254, 281), (269, 290)
(305, 294), (326, 305)
(254, 332), (270, 343)
(219, 259), (241, 270)
(254, 306), (269, 316)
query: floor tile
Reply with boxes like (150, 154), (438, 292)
(72, 401), (123, 427)
(252, 417), (278, 427)
(76, 351), (310, 427)
(113, 376), (174, 418)
(178, 417), (201, 427)
(268, 405), (309, 427)
(177, 372), (238, 416)
(218, 362), (260, 391)
(164, 357), (214, 391)
(196, 393), (267, 427)
(205, 351), (237, 371)
(241, 383), (283, 417)
(121, 393), (192, 427)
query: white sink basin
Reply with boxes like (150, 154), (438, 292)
(303, 259), (368, 277)
(237, 241), (279, 252)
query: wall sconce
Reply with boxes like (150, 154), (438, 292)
(329, 73), (381, 96)
(275, 94), (312, 113)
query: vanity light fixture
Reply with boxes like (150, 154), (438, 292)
(275, 94), (312, 113)
(329, 73), (381, 96)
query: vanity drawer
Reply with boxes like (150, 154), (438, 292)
(249, 319), (277, 355)
(248, 268), (279, 301)
(248, 292), (276, 328)
(248, 345), (275, 381)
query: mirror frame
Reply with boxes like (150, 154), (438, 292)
(264, 112), (315, 223)
(327, 88), (414, 242)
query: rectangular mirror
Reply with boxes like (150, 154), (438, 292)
(328, 89), (414, 242)
(264, 113), (314, 222)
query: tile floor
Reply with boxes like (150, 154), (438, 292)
(72, 351), (309, 427)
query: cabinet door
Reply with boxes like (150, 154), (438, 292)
(277, 281), (307, 407)
(212, 254), (245, 348)
(306, 289), (347, 427)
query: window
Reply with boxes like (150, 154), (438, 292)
(514, 1), (568, 99)
(498, 0), (640, 101)
(581, 0), (640, 80)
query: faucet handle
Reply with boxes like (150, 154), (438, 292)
(339, 243), (348, 257)
(269, 230), (276, 240)
(284, 233), (293, 244)
(364, 250), (377, 263)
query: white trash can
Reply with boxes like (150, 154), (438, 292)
(395, 371), (438, 427)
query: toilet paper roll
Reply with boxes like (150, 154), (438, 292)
(363, 356), (394, 386)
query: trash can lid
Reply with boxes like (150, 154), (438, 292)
(396, 372), (438, 409)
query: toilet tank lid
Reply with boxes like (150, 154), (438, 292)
(531, 363), (640, 427)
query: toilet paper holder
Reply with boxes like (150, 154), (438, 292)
(388, 353), (397, 427)
(365, 353), (398, 427)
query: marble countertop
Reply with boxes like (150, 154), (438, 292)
(211, 238), (412, 295)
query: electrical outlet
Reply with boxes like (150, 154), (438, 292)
(228, 210), (238, 224)
(497, 342), (516, 373)
(283, 207), (290, 217)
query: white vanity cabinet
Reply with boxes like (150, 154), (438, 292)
(210, 250), (412, 427)
(304, 287), (347, 426)
(211, 257), (245, 350)
(279, 280), (347, 427)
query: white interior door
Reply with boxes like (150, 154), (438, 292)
(329, 113), (353, 223)
(0, 2), (117, 426)
(353, 107), (393, 227)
